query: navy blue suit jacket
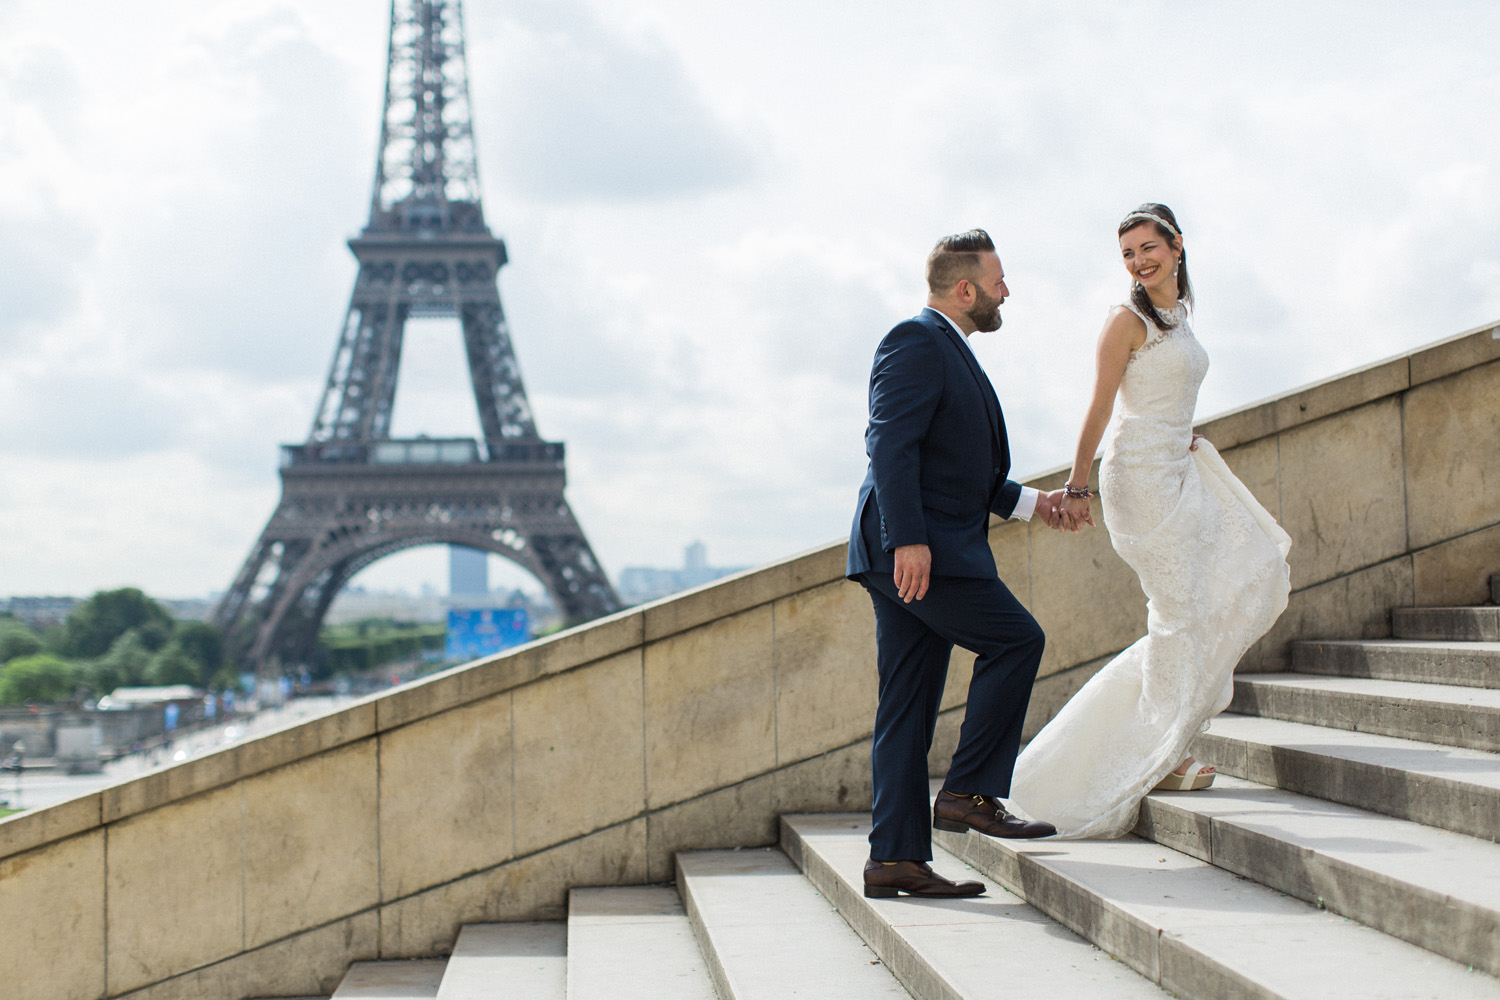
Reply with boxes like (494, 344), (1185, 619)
(847, 308), (1025, 581)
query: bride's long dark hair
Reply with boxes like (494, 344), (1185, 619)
(1118, 203), (1193, 330)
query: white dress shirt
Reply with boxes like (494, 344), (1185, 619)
(929, 309), (1040, 522)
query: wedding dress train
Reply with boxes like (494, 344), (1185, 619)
(1009, 301), (1291, 839)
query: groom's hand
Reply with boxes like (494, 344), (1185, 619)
(893, 544), (931, 603)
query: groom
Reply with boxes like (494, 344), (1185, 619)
(848, 229), (1061, 899)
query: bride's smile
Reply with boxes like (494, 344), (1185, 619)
(1119, 225), (1182, 304)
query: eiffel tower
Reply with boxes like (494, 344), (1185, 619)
(215, 0), (619, 676)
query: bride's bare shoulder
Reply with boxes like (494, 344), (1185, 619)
(1101, 304), (1148, 351)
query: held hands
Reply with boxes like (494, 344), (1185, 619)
(1037, 487), (1094, 533)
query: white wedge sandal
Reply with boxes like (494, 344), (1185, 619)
(1153, 758), (1216, 791)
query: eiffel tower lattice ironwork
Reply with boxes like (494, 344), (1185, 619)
(215, 0), (619, 675)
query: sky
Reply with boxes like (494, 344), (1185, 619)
(2, 1), (1498, 601)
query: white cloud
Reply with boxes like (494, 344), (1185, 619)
(3, 0), (1500, 600)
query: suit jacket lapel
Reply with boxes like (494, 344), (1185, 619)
(920, 308), (1003, 440)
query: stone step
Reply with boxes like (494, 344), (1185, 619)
(1291, 638), (1500, 687)
(1392, 607), (1500, 642)
(930, 813), (1500, 999)
(676, 847), (908, 999)
(1191, 713), (1500, 840)
(332, 960), (446, 999)
(566, 885), (715, 999)
(436, 923), (565, 999)
(1135, 774), (1500, 977)
(1231, 672), (1500, 752)
(781, 813), (1170, 1000)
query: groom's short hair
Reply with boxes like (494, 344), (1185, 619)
(926, 229), (996, 294)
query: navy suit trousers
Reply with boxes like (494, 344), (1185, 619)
(859, 571), (1045, 862)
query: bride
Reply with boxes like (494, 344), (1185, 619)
(1008, 203), (1292, 839)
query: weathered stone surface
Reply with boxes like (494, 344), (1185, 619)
(1231, 673), (1500, 752)
(1404, 360), (1500, 548)
(1271, 355), (1409, 433)
(1393, 606), (1500, 642)
(1413, 520), (1500, 608)
(120, 912), (379, 1000)
(677, 848), (904, 1000)
(376, 611), (644, 731)
(770, 740), (871, 818)
(379, 692), (514, 901)
(1278, 397), (1407, 590)
(1241, 555), (1412, 671)
(0, 791), (99, 860)
(243, 740), (379, 949)
(772, 580), (876, 764)
(1292, 637), (1500, 688)
(642, 544), (841, 643)
(643, 606), (775, 808)
(1194, 713), (1500, 841)
(0, 831), (105, 1000)
(378, 819), (648, 957)
(783, 814), (1168, 1000)
(645, 773), (777, 881)
(512, 651), (645, 856)
(1409, 323), (1500, 386)
(107, 784), (244, 995)
(1029, 496), (1145, 679)
(568, 885), (712, 1000)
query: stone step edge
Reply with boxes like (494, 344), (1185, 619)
(780, 814), (976, 1000)
(1134, 781), (1500, 977)
(1230, 673), (1500, 754)
(331, 959), (446, 999)
(780, 814), (1168, 1000)
(1290, 638), (1500, 687)
(1190, 720), (1500, 842)
(1391, 607), (1500, 642)
(931, 819), (1500, 1000)
(676, 847), (906, 1000)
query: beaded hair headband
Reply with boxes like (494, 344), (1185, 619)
(1120, 211), (1180, 237)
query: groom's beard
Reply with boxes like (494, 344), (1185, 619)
(967, 289), (1003, 333)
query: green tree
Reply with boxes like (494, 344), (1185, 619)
(0, 654), (79, 705)
(173, 621), (223, 675)
(0, 620), (44, 663)
(63, 588), (173, 658)
(145, 642), (203, 687)
(86, 629), (153, 696)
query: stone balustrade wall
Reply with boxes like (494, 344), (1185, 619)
(3, 321), (1497, 1000)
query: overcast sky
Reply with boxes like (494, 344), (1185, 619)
(2, 1), (1498, 601)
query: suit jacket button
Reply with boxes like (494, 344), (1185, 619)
(992, 466), (1000, 475)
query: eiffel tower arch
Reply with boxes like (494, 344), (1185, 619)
(215, 0), (619, 676)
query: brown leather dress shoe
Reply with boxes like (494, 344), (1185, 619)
(933, 790), (1057, 839)
(863, 858), (986, 899)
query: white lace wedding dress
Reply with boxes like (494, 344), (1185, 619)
(1009, 301), (1291, 838)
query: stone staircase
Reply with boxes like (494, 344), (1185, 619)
(284, 579), (1500, 999)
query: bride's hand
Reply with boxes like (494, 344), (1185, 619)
(1060, 494), (1093, 531)
(1189, 433), (1206, 452)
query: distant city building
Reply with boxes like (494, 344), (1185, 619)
(616, 542), (747, 605)
(0, 596), (78, 628)
(449, 546), (489, 596)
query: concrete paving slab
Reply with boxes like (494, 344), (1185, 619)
(1194, 713), (1500, 839)
(932, 811), (1500, 999)
(332, 960), (445, 998)
(1392, 608), (1500, 642)
(1293, 638), (1500, 686)
(1232, 672), (1500, 751)
(566, 886), (714, 1000)
(1138, 774), (1500, 975)
(781, 813), (1168, 1000)
(435, 923), (564, 1000)
(677, 846), (907, 999)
